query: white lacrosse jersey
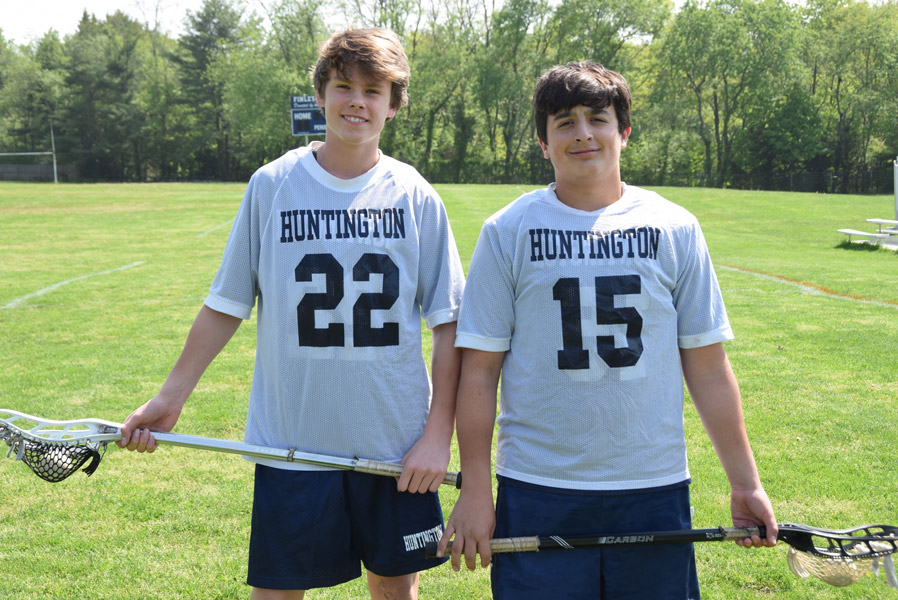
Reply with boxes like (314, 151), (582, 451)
(206, 144), (465, 469)
(456, 183), (733, 490)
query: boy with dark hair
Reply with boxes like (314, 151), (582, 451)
(436, 61), (776, 599)
(118, 28), (464, 600)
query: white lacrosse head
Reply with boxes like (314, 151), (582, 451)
(0, 409), (122, 443)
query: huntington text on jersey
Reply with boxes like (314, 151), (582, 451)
(529, 226), (661, 262)
(280, 208), (407, 243)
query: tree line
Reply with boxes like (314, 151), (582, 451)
(1, 0), (896, 192)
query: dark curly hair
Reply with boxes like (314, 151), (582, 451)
(534, 61), (631, 144)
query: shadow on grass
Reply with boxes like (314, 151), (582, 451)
(836, 240), (896, 254)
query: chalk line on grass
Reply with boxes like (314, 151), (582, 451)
(718, 264), (898, 310)
(2, 261), (145, 309)
(196, 219), (234, 238)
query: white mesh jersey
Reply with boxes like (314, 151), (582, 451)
(456, 183), (733, 490)
(206, 144), (465, 469)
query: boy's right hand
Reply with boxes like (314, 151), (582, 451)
(117, 396), (183, 453)
(436, 487), (496, 571)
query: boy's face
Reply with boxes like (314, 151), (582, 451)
(316, 67), (397, 151)
(539, 104), (631, 185)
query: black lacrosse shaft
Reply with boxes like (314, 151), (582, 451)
(425, 526), (765, 558)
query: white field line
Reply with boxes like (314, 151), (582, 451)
(718, 264), (898, 311)
(2, 261), (145, 309)
(196, 219), (234, 238)
(4, 215), (229, 310)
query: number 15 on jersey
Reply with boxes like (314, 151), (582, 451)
(553, 274), (644, 370)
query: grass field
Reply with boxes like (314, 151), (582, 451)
(1, 181), (896, 599)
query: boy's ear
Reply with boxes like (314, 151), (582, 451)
(316, 92), (327, 118)
(620, 126), (632, 148)
(539, 137), (550, 159)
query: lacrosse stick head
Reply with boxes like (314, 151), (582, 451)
(781, 524), (898, 588)
(0, 409), (120, 482)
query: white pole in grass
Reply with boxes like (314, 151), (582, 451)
(893, 156), (897, 220)
(50, 121), (58, 184)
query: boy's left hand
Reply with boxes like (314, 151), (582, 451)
(397, 434), (450, 494)
(731, 487), (778, 548)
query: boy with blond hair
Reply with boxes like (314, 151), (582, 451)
(119, 29), (464, 600)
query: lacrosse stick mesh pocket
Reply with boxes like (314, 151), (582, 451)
(787, 546), (871, 586)
(20, 440), (104, 482)
(788, 543), (898, 588)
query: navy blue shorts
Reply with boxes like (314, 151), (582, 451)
(247, 465), (448, 590)
(492, 476), (700, 600)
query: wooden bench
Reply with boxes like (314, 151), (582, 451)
(866, 218), (898, 233)
(838, 229), (889, 243)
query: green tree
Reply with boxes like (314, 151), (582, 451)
(211, 24), (311, 176)
(174, 0), (246, 179)
(258, 0), (326, 71)
(390, 3), (481, 181)
(654, 0), (799, 187)
(728, 0), (815, 188)
(62, 11), (144, 179)
(547, 0), (671, 70)
(132, 3), (190, 179)
(339, 0), (421, 35)
(802, 0), (898, 192)
(473, 0), (552, 182)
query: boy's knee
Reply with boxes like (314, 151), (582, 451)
(366, 570), (419, 600)
(249, 588), (305, 600)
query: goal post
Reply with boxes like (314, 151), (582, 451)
(0, 122), (59, 183)
(0, 152), (58, 183)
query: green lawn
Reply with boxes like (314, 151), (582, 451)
(0, 182), (896, 599)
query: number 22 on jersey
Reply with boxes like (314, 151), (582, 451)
(295, 252), (400, 348)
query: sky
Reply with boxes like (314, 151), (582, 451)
(1, 0), (209, 46)
(2, 0), (689, 47)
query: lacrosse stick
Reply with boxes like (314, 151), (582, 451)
(0, 409), (461, 488)
(427, 523), (898, 588)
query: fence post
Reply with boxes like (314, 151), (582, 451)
(893, 156), (897, 220)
